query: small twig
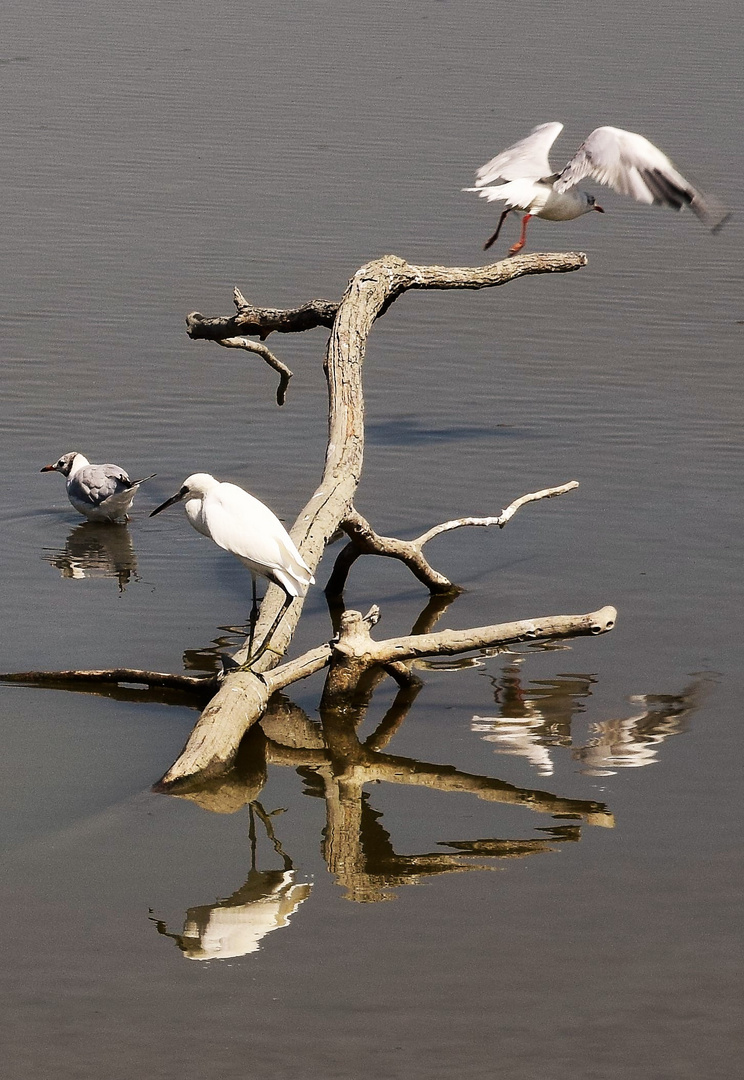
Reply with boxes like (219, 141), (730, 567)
(216, 336), (293, 405)
(415, 481), (580, 544)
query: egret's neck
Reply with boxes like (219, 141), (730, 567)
(184, 494), (213, 539)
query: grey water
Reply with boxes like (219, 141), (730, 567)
(1, 1), (742, 1077)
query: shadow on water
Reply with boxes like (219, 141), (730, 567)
(366, 416), (532, 446)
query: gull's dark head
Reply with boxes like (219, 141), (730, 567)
(40, 451), (81, 477)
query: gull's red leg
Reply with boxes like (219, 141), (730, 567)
(508, 214), (532, 256)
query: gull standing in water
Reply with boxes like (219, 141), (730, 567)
(150, 473), (314, 665)
(41, 452), (156, 522)
(464, 122), (729, 254)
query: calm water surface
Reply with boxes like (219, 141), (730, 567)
(1, 2), (742, 1078)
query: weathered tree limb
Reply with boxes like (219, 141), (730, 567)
(326, 481), (579, 595)
(159, 252), (591, 788)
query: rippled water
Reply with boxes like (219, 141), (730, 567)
(2, 2), (742, 1078)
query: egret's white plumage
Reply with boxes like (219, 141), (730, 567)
(41, 451), (155, 522)
(150, 473), (314, 663)
(464, 122), (729, 253)
(151, 472), (314, 598)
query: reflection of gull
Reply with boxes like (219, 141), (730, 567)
(573, 693), (694, 776)
(159, 869), (312, 961)
(472, 670), (595, 776)
(474, 666), (703, 777)
(42, 521), (138, 591)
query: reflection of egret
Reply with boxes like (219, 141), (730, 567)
(157, 869), (312, 961)
(150, 473), (314, 663)
(42, 521), (138, 591)
(152, 802), (312, 960)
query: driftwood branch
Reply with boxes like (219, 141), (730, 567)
(153, 601), (616, 792)
(321, 605), (617, 703)
(157, 252), (592, 787)
(327, 481), (579, 595)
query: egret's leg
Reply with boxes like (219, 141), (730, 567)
(508, 214), (532, 256)
(241, 594), (294, 668)
(483, 208), (511, 251)
(247, 575), (259, 656)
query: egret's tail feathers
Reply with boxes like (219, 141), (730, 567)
(269, 542), (315, 598)
(272, 565), (315, 598)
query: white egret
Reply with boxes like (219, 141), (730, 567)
(464, 122), (729, 254)
(41, 452), (156, 522)
(150, 472), (314, 664)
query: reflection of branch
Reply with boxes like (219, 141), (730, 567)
(327, 482), (579, 595)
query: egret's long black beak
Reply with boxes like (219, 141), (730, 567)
(150, 490), (185, 517)
(594, 205), (605, 213)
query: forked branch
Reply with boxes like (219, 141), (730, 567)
(327, 481), (580, 595)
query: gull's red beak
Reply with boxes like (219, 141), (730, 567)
(40, 464), (56, 472)
(594, 205), (605, 213)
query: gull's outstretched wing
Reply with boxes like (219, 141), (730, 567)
(474, 122), (564, 187)
(555, 126), (729, 231)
